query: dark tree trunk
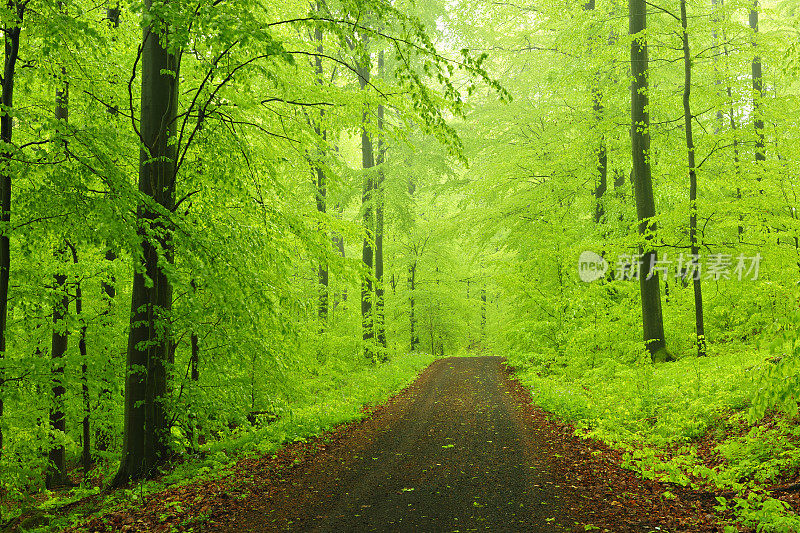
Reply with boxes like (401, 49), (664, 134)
(594, 136), (608, 224)
(0, 0), (24, 469)
(680, 0), (706, 357)
(188, 280), (199, 450)
(46, 248), (69, 489)
(107, 2), (120, 27)
(409, 261), (418, 351)
(585, 0), (607, 224)
(358, 50), (375, 361)
(313, 18), (328, 325)
(67, 243), (93, 474)
(96, 249), (116, 453)
(481, 287), (487, 341)
(46, 64), (71, 489)
(113, 0), (179, 485)
(750, 2), (765, 166)
(629, 0), (670, 361)
(720, 38), (744, 238)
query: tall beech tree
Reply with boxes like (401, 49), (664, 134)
(46, 67), (70, 489)
(0, 0), (25, 467)
(114, 0), (180, 485)
(358, 43), (375, 361)
(629, 0), (669, 361)
(313, 14), (329, 326)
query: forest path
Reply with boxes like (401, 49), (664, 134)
(212, 356), (572, 532)
(206, 356), (723, 533)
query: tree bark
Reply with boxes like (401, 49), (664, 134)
(313, 17), (328, 325)
(96, 249), (116, 453)
(585, 0), (607, 224)
(750, 1), (765, 166)
(481, 286), (487, 342)
(68, 243), (93, 474)
(46, 247), (69, 489)
(188, 280), (199, 451)
(0, 0), (24, 469)
(113, 0), (180, 485)
(629, 0), (670, 361)
(680, 0), (706, 357)
(409, 261), (418, 351)
(358, 47), (375, 361)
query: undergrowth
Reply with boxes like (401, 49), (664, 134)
(510, 344), (800, 532)
(6, 351), (435, 532)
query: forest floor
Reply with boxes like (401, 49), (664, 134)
(65, 356), (735, 532)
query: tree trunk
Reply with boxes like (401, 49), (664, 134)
(409, 260), (418, 351)
(67, 243), (93, 474)
(629, 0), (670, 361)
(0, 0), (24, 470)
(313, 18), (328, 326)
(585, 0), (607, 224)
(107, 2), (120, 27)
(680, 0), (706, 357)
(96, 249), (116, 453)
(374, 50), (387, 358)
(358, 48), (375, 361)
(46, 247), (69, 489)
(481, 286), (487, 342)
(750, 1), (765, 166)
(188, 280), (199, 451)
(113, 0), (179, 485)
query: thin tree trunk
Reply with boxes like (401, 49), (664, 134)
(585, 0), (607, 224)
(481, 286), (487, 342)
(680, 0), (706, 357)
(46, 62), (71, 489)
(629, 0), (670, 361)
(750, 1), (765, 166)
(67, 243), (93, 473)
(46, 247), (69, 489)
(188, 280), (199, 451)
(409, 261), (418, 351)
(313, 16), (328, 325)
(0, 0), (25, 472)
(331, 230), (346, 313)
(113, 0), (179, 485)
(96, 249), (115, 453)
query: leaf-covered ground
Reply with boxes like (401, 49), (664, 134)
(48, 355), (754, 532)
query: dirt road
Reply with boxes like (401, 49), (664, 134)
(207, 356), (722, 533)
(213, 357), (570, 531)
